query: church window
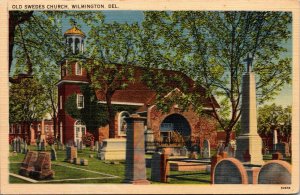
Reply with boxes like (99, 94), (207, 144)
(75, 38), (80, 54)
(75, 62), (82, 75)
(77, 94), (84, 109)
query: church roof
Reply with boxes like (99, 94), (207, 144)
(94, 66), (220, 109)
(64, 26), (85, 37)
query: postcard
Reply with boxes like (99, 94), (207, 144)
(0, 0), (299, 194)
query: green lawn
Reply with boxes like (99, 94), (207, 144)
(10, 146), (289, 184)
(9, 147), (211, 184)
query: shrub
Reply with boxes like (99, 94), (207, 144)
(82, 132), (94, 146)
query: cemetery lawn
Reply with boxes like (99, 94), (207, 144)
(9, 147), (211, 184)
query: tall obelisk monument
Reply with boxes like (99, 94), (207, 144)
(236, 54), (264, 165)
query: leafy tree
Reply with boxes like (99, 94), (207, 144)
(258, 104), (291, 146)
(80, 16), (141, 138)
(65, 85), (139, 134)
(141, 11), (292, 145)
(9, 11), (102, 137)
(9, 78), (50, 134)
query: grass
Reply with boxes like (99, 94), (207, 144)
(9, 146), (290, 184)
(9, 147), (211, 184)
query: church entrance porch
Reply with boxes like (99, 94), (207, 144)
(159, 114), (192, 148)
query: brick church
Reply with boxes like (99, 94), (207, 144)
(57, 25), (220, 148)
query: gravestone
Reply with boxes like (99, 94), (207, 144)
(80, 159), (88, 166)
(30, 152), (54, 180)
(217, 143), (225, 154)
(57, 142), (62, 150)
(94, 141), (99, 152)
(19, 151), (38, 177)
(151, 152), (169, 183)
(13, 139), (17, 152)
(22, 142), (28, 154)
(258, 160), (291, 184)
(65, 146), (77, 163)
(203, 139), (211, 158)
(51, 145), (57, 161)
(145, 128), (156, 154)
(98, 139), (126, 160)
(191, 144), (200, 153)
(213, 158), (248, 184)
(273, 129), (278, 151)
(189, 151), (198, 159)
(276, 142), (290, 157)
(74, 158), (81, 165)
(79, 141), (83, 151)
(179, 147), (188, 156)
(16, 138), (21, 153)
(225, 143), (235, 157)
(124, 114), (150, 184)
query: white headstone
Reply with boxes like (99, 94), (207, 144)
(273, 129), (278, 151)
(203, 139), (211, 158)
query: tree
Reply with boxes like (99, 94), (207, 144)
(65, 85), (139, 135)
(9, 78), (50, 137)
(80, 16), (141, 138)
(9, 11), (100, 137)
(141, 11), (292, 145)
(258, 104), (292, 146)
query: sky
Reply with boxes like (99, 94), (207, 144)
(61, 11), (292, 107)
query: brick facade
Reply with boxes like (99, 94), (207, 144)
(149, 105), (218, 148)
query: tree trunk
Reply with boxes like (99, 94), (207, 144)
(106, 93), (115, 138)
(225, 130), (231, 147)
(52, 116), (57, 139)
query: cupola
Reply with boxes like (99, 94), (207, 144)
(64, 21), (85, 54)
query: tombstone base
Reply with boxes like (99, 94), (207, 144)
(98, 138), (126, 160)
(30, 170), (54, 180)
(19, 168), (31, 177)
(236, 134), (264, 166)
(245, 167), (260, 184)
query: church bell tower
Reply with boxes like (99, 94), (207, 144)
(57, 21), (89, 145)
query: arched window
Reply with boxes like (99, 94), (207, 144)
(118, 111), (130, 136)
(74, 120), (86, 142)
(75, 38), (80, 54)
(68, 38), (73, 46)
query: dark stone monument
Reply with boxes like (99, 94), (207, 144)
(16, 138), (21, 153)
(258, 160), (291, 184)
(150, 152), (169, 183)
(213, 158), (248, 184)
(30, 152), (54, 179)
(276, 142), (290, 157)
(51, 145), (57, 161)
(124, 114), (150, 184)
(65, 146), (77, 163)
(19, 151), (38, 177)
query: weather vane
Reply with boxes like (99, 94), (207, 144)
(70, 18), (77, 27)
